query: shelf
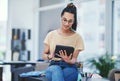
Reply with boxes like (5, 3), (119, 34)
(11, 28), (31, 61)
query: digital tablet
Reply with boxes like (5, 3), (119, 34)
(54, 45), (74, 58)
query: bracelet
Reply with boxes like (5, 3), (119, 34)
(47, 55), (51, 60)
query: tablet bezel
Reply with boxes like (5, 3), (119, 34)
(54, 45), (74, 58)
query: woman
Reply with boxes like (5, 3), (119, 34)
(43, 3), (84, 81)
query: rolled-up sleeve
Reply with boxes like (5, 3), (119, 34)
(75, 35), (84, 51)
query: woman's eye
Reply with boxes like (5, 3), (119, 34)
(63, 19), (67, 22)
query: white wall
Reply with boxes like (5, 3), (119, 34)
(38, 8), (63, 58)
(7, 0), (39, 61)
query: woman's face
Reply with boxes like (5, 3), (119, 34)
(61, 12), (74, 31)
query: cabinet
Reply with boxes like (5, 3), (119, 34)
(11, 28), (31, 61)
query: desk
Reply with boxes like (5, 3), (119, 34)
(0, 61), (36, 65)
(0, 61), (36, 81)
(19, 76), (47, 81)
(0, 61), (36, 71)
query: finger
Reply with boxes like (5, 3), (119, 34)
(64, 50), (67, 56)
(55, 53), (61, 57)
(68, 53), (72, 59)
(59, 50), (64, 56)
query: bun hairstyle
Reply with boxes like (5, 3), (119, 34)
(61, 3), (77, 31)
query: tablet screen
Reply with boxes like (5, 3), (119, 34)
(54, 45), (74, 58)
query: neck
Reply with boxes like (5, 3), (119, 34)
(59, 28), (71, 34)
(58, 28), (74, 36)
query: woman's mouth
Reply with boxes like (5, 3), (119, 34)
(64, 25), (69, 29)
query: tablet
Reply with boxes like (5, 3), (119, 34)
(54, 45), (74, 58)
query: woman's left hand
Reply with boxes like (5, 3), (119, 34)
(59, 50), (72, 63)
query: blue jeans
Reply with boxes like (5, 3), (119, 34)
(45, 60), (78, 81)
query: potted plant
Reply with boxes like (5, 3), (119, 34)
(87, 52), (116, 78)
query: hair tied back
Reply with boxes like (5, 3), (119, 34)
(67, 3), (75, 8)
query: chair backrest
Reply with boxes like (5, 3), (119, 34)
(115, 71), (120, 81)
(108, 69), (120, 81)
(118, 78), (120, 81)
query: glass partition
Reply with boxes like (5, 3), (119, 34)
(40, 0), (65, 7)
(0, 0), (8, 60)
(76, 0), (106, 61)
(113, 0), (120, 55)
(38, 0), (107, 61)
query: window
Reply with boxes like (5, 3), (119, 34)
(38, 0), (107, 61)
(75, 0), (106, 61)
(38, 1), (65, 58)
(39, 0), (65, 7)
(113, 0), (120, 55)
(0, 0), (8, 60)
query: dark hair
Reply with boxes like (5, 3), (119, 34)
(61, 3), (77, 31)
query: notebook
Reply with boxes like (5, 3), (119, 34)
(54, 45), (74, 58)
